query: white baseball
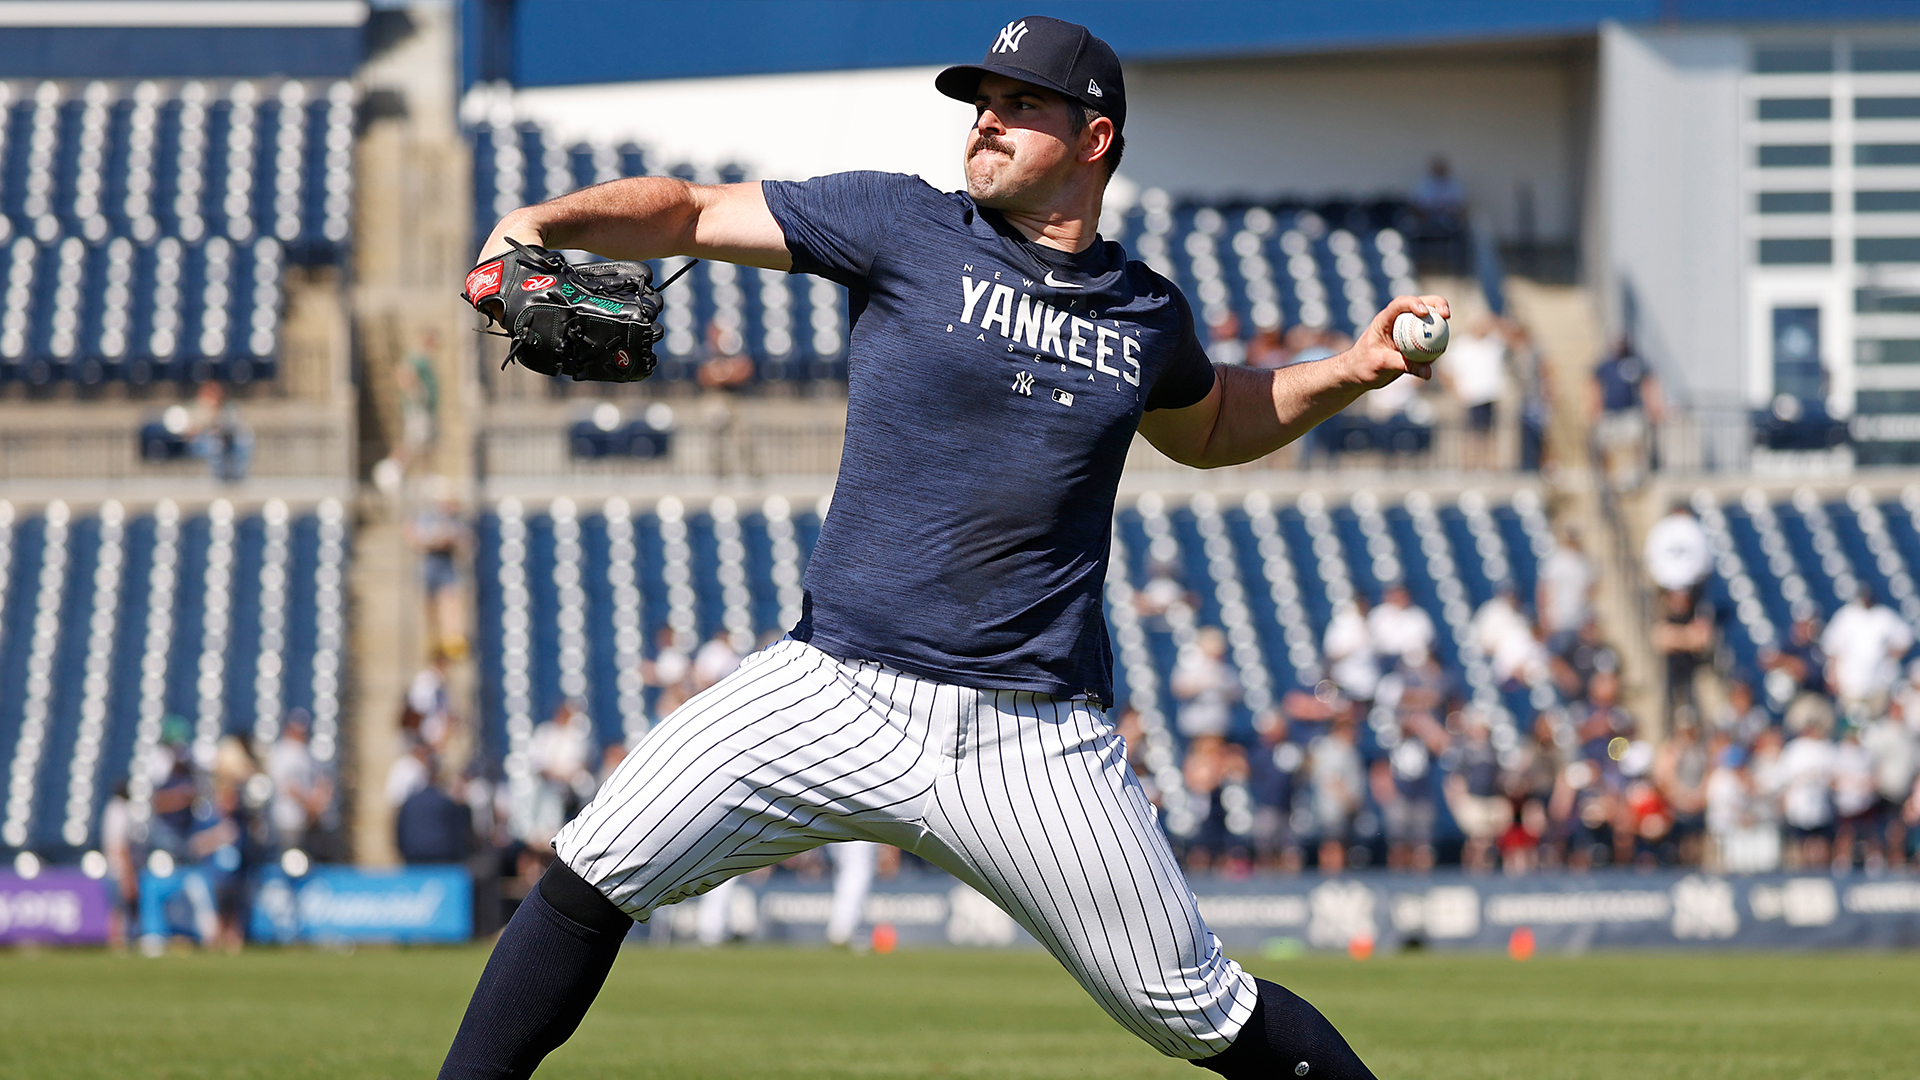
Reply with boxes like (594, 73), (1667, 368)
(1392, 310), (1449, 361)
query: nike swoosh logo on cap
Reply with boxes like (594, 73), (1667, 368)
(1043, 271), (1083, 289)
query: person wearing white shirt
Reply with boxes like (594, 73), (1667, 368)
(1440, 319), (1507, 470)
(1821, 587), (1915, 717)
(1776, 719), (1837, 868)
(1366, 583), (1435, 668)
(1643, 504), (1711, 597)
(1171, 626), (1241, 739)
(1536, 530), (1597, 650)
(1323, 596), (1380, 704)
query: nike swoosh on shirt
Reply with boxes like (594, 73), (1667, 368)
(1043, 271), (1083, 289)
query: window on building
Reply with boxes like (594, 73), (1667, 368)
(1758, 97), (1831, 120)
(1759, 144), (1832, 167)
(1758, 238), (1832, 264)
(1857, 389), (1920, 414)
(1856, 96), (1920, 119)
(1773, 307), (1823, 400)
(1857, 237), (1920, 262)
(1857, 338), (1920, 363)
(1856, 144), (1920, 166)
(1753, 45), (1833, 73)
(1857, 190), (1920, 212)
(1857, 290), (1920, 313)
(1854, 47), (1920, 72)
(1760, 192), (1831, 213)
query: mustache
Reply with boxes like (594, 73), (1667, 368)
(970, 132), (1016, 159)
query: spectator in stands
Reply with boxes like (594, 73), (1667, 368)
(643, 627), (695, 719)
(405, 476), (469, 659)
(1249, 710), (1305, 871)
(1412, 157), (1468, 273)
(183, 380), (252, 483)
(1589, 337), (1664, 491)
(1180, 736), (1252, 872)
(1413, 156), (1467, 223)
(1643, 503), (1711, 602)
(386, 735), (434, 810)
(1366, 582), (1435, 670)
(1575, 670), (1637, 758)
(267, 711), (333, 856)
(529, 698), (597, 841)
(1831, 722), (1881, 870)
(1282, 324), (1339, 366)
(1307, 710), (1364, 872)
(1550, 616), (1619, 703)
(1388, 647), (1457, 720)
(1441, 316), (1507, 471)
(692, 629), (743, 693)
(1774, 705), (1836, 869)
(148, 717), (198, 858)
(1865, 700), (1916, 868)
(1822, 585), (1914, 721)
(1763, 606), (1830, 699)
(1652, 723), (1711, 866)
(1204, 309), (1245, 367)
(406, 648), (459, 752)
(1443, 710), (1507, 872)
(395, 331), (441, 471)
(1324, 595), (1380, 709)
(1652, 586), (1713, 723)
(1707, 743), (1774, 872)
(191, 738), (266, 952)
(397, 773), (475, 865)
(699, 318), (754, 390)
(1246, 325), (1288, 370)
(1712, 678), (1772, 744)
(101, 780), (138, 949)
(1171, 627), (1240, 739)
(1114, 707), (1162, 806)
(1134, 560), (1193, 630)
(1536, 528), (1596, 654)
(1373, 712), (1446, 871)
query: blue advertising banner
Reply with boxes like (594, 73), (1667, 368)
(684, 870), (1920, 951)
(249, 865), (471, 944)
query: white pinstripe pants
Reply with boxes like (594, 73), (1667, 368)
(554, 637), (1258, 1058)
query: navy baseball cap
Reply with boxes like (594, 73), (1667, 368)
(936, 15), (1126, 131)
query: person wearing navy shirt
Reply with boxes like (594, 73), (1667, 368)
(440, 15), (1446, 1080)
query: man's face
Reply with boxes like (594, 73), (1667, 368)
(965, 74), (1081, 208)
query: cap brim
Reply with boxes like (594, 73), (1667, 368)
(935, 61), (1073, 106)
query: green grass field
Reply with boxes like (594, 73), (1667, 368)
(0, 945), (1913, 1079)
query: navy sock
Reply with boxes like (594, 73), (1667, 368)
(438, 861), (634, 1080)
(1193, 977), (1377, 1080)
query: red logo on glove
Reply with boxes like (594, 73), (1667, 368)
(522, 274), (557, 291)
(615, 349), (631, 368)
(465, 261), (504, 302)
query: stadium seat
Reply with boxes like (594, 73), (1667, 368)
(0, 498), (347, 859)
(0, 78), (349, 387)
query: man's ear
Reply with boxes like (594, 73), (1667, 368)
(1081, 115), (1116, 167)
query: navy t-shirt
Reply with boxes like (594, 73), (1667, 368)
(763, 171), (1216, 705)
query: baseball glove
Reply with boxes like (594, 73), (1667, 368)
(461, 238), (693, 383)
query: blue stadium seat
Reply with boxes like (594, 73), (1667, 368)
(0, 499), (344, 859)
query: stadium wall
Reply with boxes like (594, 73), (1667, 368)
(1590, 22), (1747, 411)
(491, 41), (1592, 245)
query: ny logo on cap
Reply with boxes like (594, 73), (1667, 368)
(993, 19), (1030, 54)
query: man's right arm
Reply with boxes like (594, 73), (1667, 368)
(477, 178), (792, 271)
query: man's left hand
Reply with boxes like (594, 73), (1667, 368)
(1343, 294), (1452, 390)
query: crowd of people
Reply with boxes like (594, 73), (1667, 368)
(1134, 516), (1920, 877)
(101, 712), (339, 950)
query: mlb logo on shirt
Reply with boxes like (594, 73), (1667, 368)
(1052, 388), (1074, 406)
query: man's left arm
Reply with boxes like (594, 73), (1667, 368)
(1138, 295), (1449, 468)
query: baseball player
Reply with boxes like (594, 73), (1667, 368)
(442, 16), (1445, 1080)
